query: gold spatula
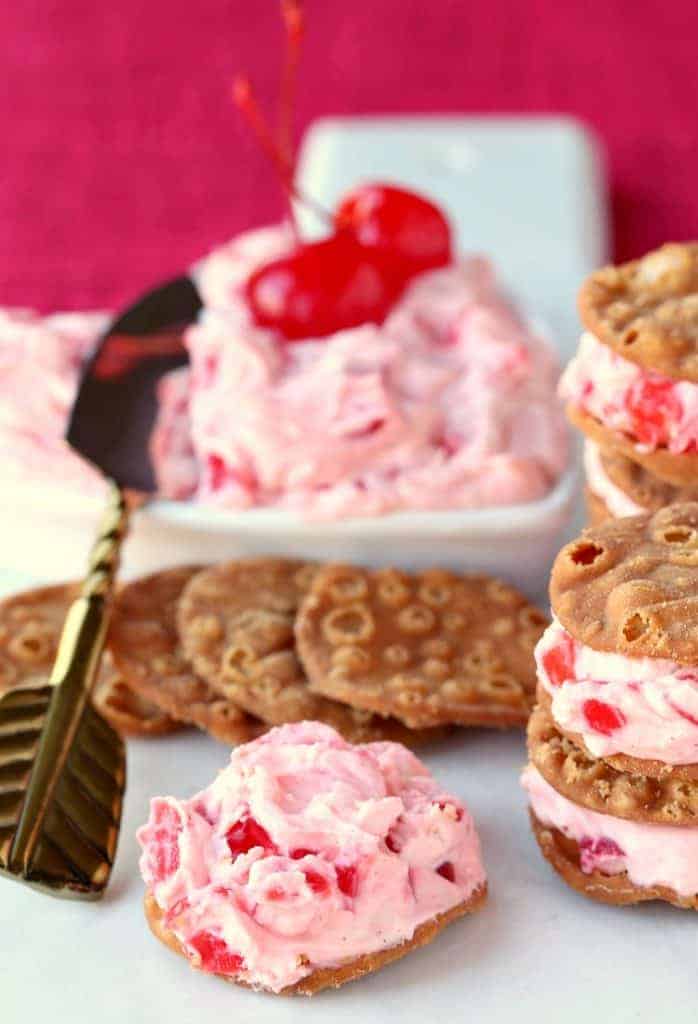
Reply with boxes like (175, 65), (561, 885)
(0, 275), (202, 898)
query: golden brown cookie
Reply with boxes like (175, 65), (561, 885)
(568, 402), (698, 487)
(109, 567), (265, 746)
(528, 701), (698, 825)
(535, 685), (698, 782)
(144, 886), (487, 995)
(529, 810), (698, 910)
(598, 446), (698, 513)
(177, 559), (443, 745)
(550, 503), (698, 664)
(0, 582), (172, 734)
(295, 565), (546, 729)
(93, 653), (181, 737)
(584, 485), (610, 525)
(578, 242), (698, 382)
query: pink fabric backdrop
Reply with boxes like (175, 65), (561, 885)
(1, 0), (697, 313)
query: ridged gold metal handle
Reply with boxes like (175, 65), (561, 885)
(0, 482), (128, 898)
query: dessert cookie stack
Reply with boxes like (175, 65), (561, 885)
(522, 503), (698, 909)
(560, 242), (698, 523)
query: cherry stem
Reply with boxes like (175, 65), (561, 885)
(233, 74), (333, 232)
(279, 0), (304, 170)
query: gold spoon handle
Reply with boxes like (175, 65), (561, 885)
(7, 483), (128, 890)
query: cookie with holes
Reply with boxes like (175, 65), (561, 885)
(583, 441), (698, 525)
(109, 567), (265, 746)
(522, 504), (698, 908)
(137, 721), (487, 994)
(176, 559), (443, 745)
(561, 243), (698, 487)
(294, 565), (546, 729)
(0, 582), (178, 737)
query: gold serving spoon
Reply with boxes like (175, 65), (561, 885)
(0, 276), (202, 898)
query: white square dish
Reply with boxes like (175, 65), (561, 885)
(0, 116), (604, 597)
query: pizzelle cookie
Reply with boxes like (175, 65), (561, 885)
(177, 558), (441, 745)
(93, 653), (181, 737)
(295, 565), (546, 729)
(137, 722), (487, 994)
(597, 445), (698, 512)
(578, 242), (698, 381)
(550, 503), (698, 662)
(528, 701), (698, 826)
(568, 402), (698, 487)
(108, 567), (265, 746)
(0, 582), (175, 736)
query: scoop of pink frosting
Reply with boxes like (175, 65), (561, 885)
(522, 765), (698, 897)
(137, 721), (486, 993)
(182, 225), (568, 520)
(536, 617), (698, 764)
(560, 332), (698, 453)
(0, 307), (109, 494)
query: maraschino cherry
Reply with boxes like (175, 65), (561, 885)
(336, 183), (452, 275)
(246, 233), (397, 339)
(234, 1), (453, 341)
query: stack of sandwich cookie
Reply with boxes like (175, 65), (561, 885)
(560, 242), (698, 522)
(522, 503), (698, 909)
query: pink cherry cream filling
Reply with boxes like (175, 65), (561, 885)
(137, 722), (486, 993)
(559, 332), (698, 455)
(536, 618), (698, 765)
(522, 766), (698, 898)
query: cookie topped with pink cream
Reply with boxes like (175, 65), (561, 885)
(138, 721), (486, 994)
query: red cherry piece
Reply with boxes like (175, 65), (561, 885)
(580, 836), (624, 858)
(303, 868), (330, 895)
(225, 816), (276, 860)
(148, 802), (182, 882)
(542, 633), (576, 688)
(245, 233), (397, 341)
(336, 184), (452, 275)
(205, 454), (258, 496)
(335, 863), (359, 898)
(436, 861), (456, 883)
(385, 831), (401, 854)
(625, 376), (682, 447)
(583, 699), (626, 736)
(290, 847), (315, 860)
(189, 931), (244, 975)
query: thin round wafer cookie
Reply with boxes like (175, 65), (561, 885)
(93, 653), (181, 737)
(598, 446), (698, 513)
(550, 503), (698, 664)
(144, 887), (486, 996)
(177, 559), (443, 745)
(529, 810), (698, 910)
(578, 242), (698, 382)
(567, 402), (698, 487)
(535, 685), (698, 782)
(109, 567), (265, 746)
(584, 486), (610, 525)
(528, 701), (698, 825)
(295, 565), (546, 729)
(0, 582), (174, 736)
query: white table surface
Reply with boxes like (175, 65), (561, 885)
(2, 119), (695, 1023)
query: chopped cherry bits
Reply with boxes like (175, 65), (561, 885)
(536, 618), (698, 764)
(138, 722), (486, 994)
(560, 332), (698, 455)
